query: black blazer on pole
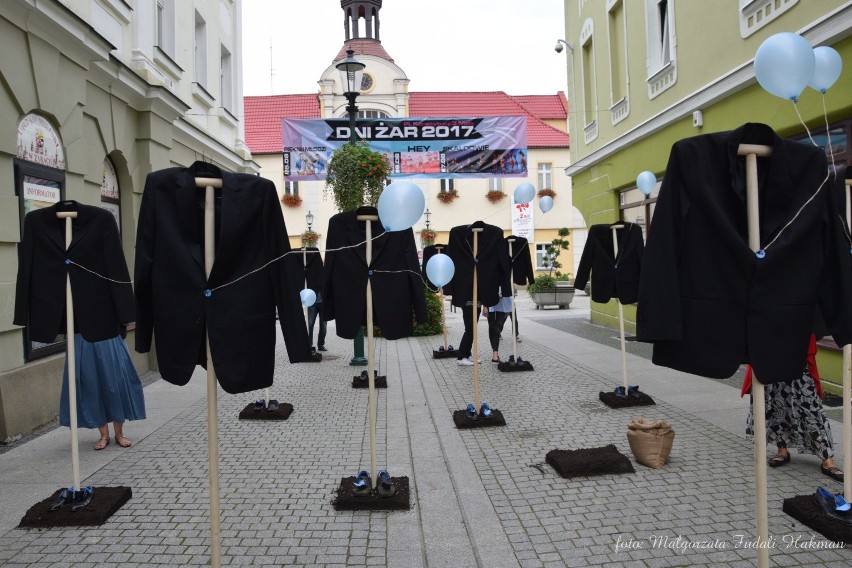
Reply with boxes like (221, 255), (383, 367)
(506, 236), (535, 286)
(134, 161), (311, 394)
(445, 222), (511, 308)
(322, 208), (427, 340)
(636, 123), (852, 383)
(293, 246), (323, 297)
(573, 223), (644, 304)
(14, 201), (134, 342)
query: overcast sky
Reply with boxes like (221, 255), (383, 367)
(241, 0), (568, 96)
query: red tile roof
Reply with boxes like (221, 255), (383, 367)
(333, 39), (394, 63)
(245, 91), (569, 154)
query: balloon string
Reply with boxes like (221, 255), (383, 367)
(793, 102), (817, 147)
(66, 260), (132, 284)
(822, 95), (836, 176)
(66, 233), (388, 292)
(762, 172), (830, 253)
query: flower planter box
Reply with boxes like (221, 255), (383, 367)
(531, 282), (575, 309)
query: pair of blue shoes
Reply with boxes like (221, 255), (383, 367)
(465, 402), (493, 420)
(437, 345), (455, 352)
(254, 399), (279, 412)
(49, 486), (93, 512)
(352, 469), (396, 496)
(614, 385), (641, 399)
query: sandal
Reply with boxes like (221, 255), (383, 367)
(115, 435), (132, 448)
(821, 465), (844, 482)
(767, 454), (790, 467)
(94, 436), (110, 451)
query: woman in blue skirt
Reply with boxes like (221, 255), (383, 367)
(60, 330), (146, 450)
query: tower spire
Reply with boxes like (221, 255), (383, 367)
(341, 0), (382, 42)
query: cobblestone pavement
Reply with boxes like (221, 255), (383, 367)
(0, 294), (849, 567)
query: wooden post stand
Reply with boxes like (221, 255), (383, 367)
(611, 225), (628, 390)
(738, 143), (771, 568)
(435, 245), (449, 351)
(196, 176), (223, 568)
(357, 212), (380, 489)
(508, 239), (519, 362)
(844, 177), (852, 503)
(57, 210), (81, 494)
(471, 227), (483, 413)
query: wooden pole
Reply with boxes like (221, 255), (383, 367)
(57, 210), (80, 492)
(357, 212), (379, 489)
(738, 143), (772, 568)
(472, 227), (483, 413)
(844, 178), (852, 502)
(611, 226), (628, 389)
(434, 245), (449, 350)
(196, 176), (223, 568)
(507, 238), (518, 361)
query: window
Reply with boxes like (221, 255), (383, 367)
(358, 110), (389, 119)
(100, 157), (121, 235)
(194, 11), (207, 87)
(645, 0), (677, 98)
(535, 243), (551, 270)
(283, 181), (299, 197)
(581, 34), (595, 128)
(791, 118), (850, 176)
(156, 0), (175, 58)
(220, 45), (233, 111)
(607, 0), (626, 104)
(619, 185), (658, 240)
(488, 178), (504, 193)
(440, 179), (455, 192)
(537, 163), (552, 191)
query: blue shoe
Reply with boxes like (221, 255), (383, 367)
(266, 399), (279, 412)
(352, 470), (370, 495)
(627, 385), (640, 399)
(614, 386), (627, 399)
(253, 399), (265, 412)
(438, 346), (445, 352)
(448, 344), (455, 351)
(465, 403), (478, 420)
(377, 469), (396, 497)
(50, 487), (71, 512)
(817, 486), (851, 511)
(70, 486), (93, 512)
(480, 402), (493, 419)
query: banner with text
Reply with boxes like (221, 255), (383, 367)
(282, 116), (527, 181)
(511, 201), (534, 242)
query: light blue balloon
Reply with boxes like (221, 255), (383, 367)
(754, 32), (815, 102)
(426, 253), (455, 288)
(300, 288), (316, 308)
(636, 171), (656, 196)
(513, 183), (536, 204)
(377, 181), (425, 232)
(808, 46), (842, 93)
(539, 195), (554, 213)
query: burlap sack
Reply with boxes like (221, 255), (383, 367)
(626, 418), (675, 469)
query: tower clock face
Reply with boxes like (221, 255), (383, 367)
(361, 73), (374, 91)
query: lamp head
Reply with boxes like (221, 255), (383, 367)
(335, 49), (365, 95)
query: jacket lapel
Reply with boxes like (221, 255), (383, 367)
(209, 172), (243, 284)
(177, 168), (205, 273)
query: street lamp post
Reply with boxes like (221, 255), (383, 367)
(424, 208), (432, 229)
(305, 210), (314, 231)
(335, 49), (369, 366)
(336, 49), (365, 144)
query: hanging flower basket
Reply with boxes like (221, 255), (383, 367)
(281, 194), (302, 208)
(537, 188), (556, 199)
(325, 141), (391, 211)
(436, 189), (459, 204)
(420, 228), (437, 247)
(301, 229), (320, 248)
(486, 190), (506, 203)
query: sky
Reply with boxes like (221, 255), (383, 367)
(241, 0), (568, 97)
